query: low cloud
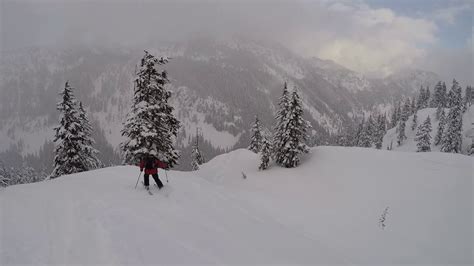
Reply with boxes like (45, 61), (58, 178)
(1, 0), (471, 84)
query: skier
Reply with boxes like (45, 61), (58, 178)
(139, 155), (168, 190)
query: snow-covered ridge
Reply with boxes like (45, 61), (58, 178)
(1, 146), (472, 264)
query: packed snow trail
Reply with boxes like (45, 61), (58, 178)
(1, 147), (472, 265)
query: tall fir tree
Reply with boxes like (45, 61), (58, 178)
(396, 119), (407, 146)
(415, 116), (432, 152)
(401, 98), (411, 121)
(425, 87), (431, 107)
(435, 103), (444, 120)
(441, 80), (463, 153)
(410, 97), (417, 115)
(353, 120), (364, 146)
(431, 81), (446, 108)
(465, 86), (472, 106)
(396, 99), (410, 146)
(0, 161), (11, 187)
(446, 79), (459, 108)
(390, 102), (397, 129)
(441, 82), (448, 106)
(273, 83), (291, 163)
(374, 114), (386, 149)
(191, 129), (205, 171)
(416, 86), (426, 109)
(468, 140), (474, 156)
(51, 82), (88, 178)
(248, 115), (264, 153)
(77, 102), (102, 170)
(391, 100), (402, 129)
(121, 51), (180, 166)
(411, 110), (418, 131)
(434, 108), (446, 146)
(462, 86), (472, 113)
(259, 134), (273, 170)
(274, 88), (311, 168)
(358, 116), (373, 148)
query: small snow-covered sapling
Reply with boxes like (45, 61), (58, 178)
(379, 206), (389, 230)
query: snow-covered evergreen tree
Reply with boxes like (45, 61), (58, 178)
(358, 117), (373, 148)
(352, 120), (364, 146)
(435, 104), (444, 120)
(410, 97), (417, 114)
(462, 86), (471, 112)
(390, 101), (402, 129)
(396, 99), (410, 146)
(431, 81), (446, 108)
(273, 88), (311, 168)
(441, 81), (463, 153)
(446, 79), (459, 108)
(191, 129), (205, 171)
(425, 87), (431, 107)
(121, 51), (180, 166)
(249, 115), (264, 153)
(374, 114), (386, 149)
(411, 110), (418, 131)
(468, 140), (474, 156)
(273, 83), (291, 163)
(0, 161), (11, 187)
(396, 120), (407, 146)
(51, 82), (88, 178)
(416, 86), (426, 109)
(401, 98), (411, 121)
(465, 86), (472, 107)
(434, 109), (446, 146)
(259, 134), (273, 170)
(77, 102), (102, 170)
(415, 116), (432, 152)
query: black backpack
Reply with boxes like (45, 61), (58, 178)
(145, 157), (155, 169)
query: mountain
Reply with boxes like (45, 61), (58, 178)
(0, 38), (441, 170)
(1, 146), (472, 264)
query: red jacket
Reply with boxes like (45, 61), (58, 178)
(139, 159), (168, 175)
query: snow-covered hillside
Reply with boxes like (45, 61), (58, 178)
(383, 106), (474, 153)
(0, 38), (442, 171)
(1, 147), (472, 265)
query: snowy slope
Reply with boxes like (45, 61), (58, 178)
(1, 147), (472, 265)
(383, 106), (474, 153)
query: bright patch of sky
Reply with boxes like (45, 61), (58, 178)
(365, 0), (472, 48)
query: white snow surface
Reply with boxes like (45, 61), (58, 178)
(1, 147), (472, 265)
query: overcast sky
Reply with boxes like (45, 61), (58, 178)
(1, 0), (472, 85)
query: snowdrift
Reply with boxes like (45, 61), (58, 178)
(1, 147), (472, 265)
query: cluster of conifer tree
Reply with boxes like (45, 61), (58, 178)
(51, 81), (102, 178)
(331, 79), (472, 154)
(248, 83), (311, 170)
(0, 160), (46, 187)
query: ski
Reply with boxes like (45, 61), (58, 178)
(146, 188), (153, 196)
(141, 181), (154, 195)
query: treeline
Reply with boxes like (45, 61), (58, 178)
(332, 79), (472, 154)
(0, 161), (47, 187)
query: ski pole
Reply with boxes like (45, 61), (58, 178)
(165, 170), (169, 183)
(134, 171), (142, 189)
